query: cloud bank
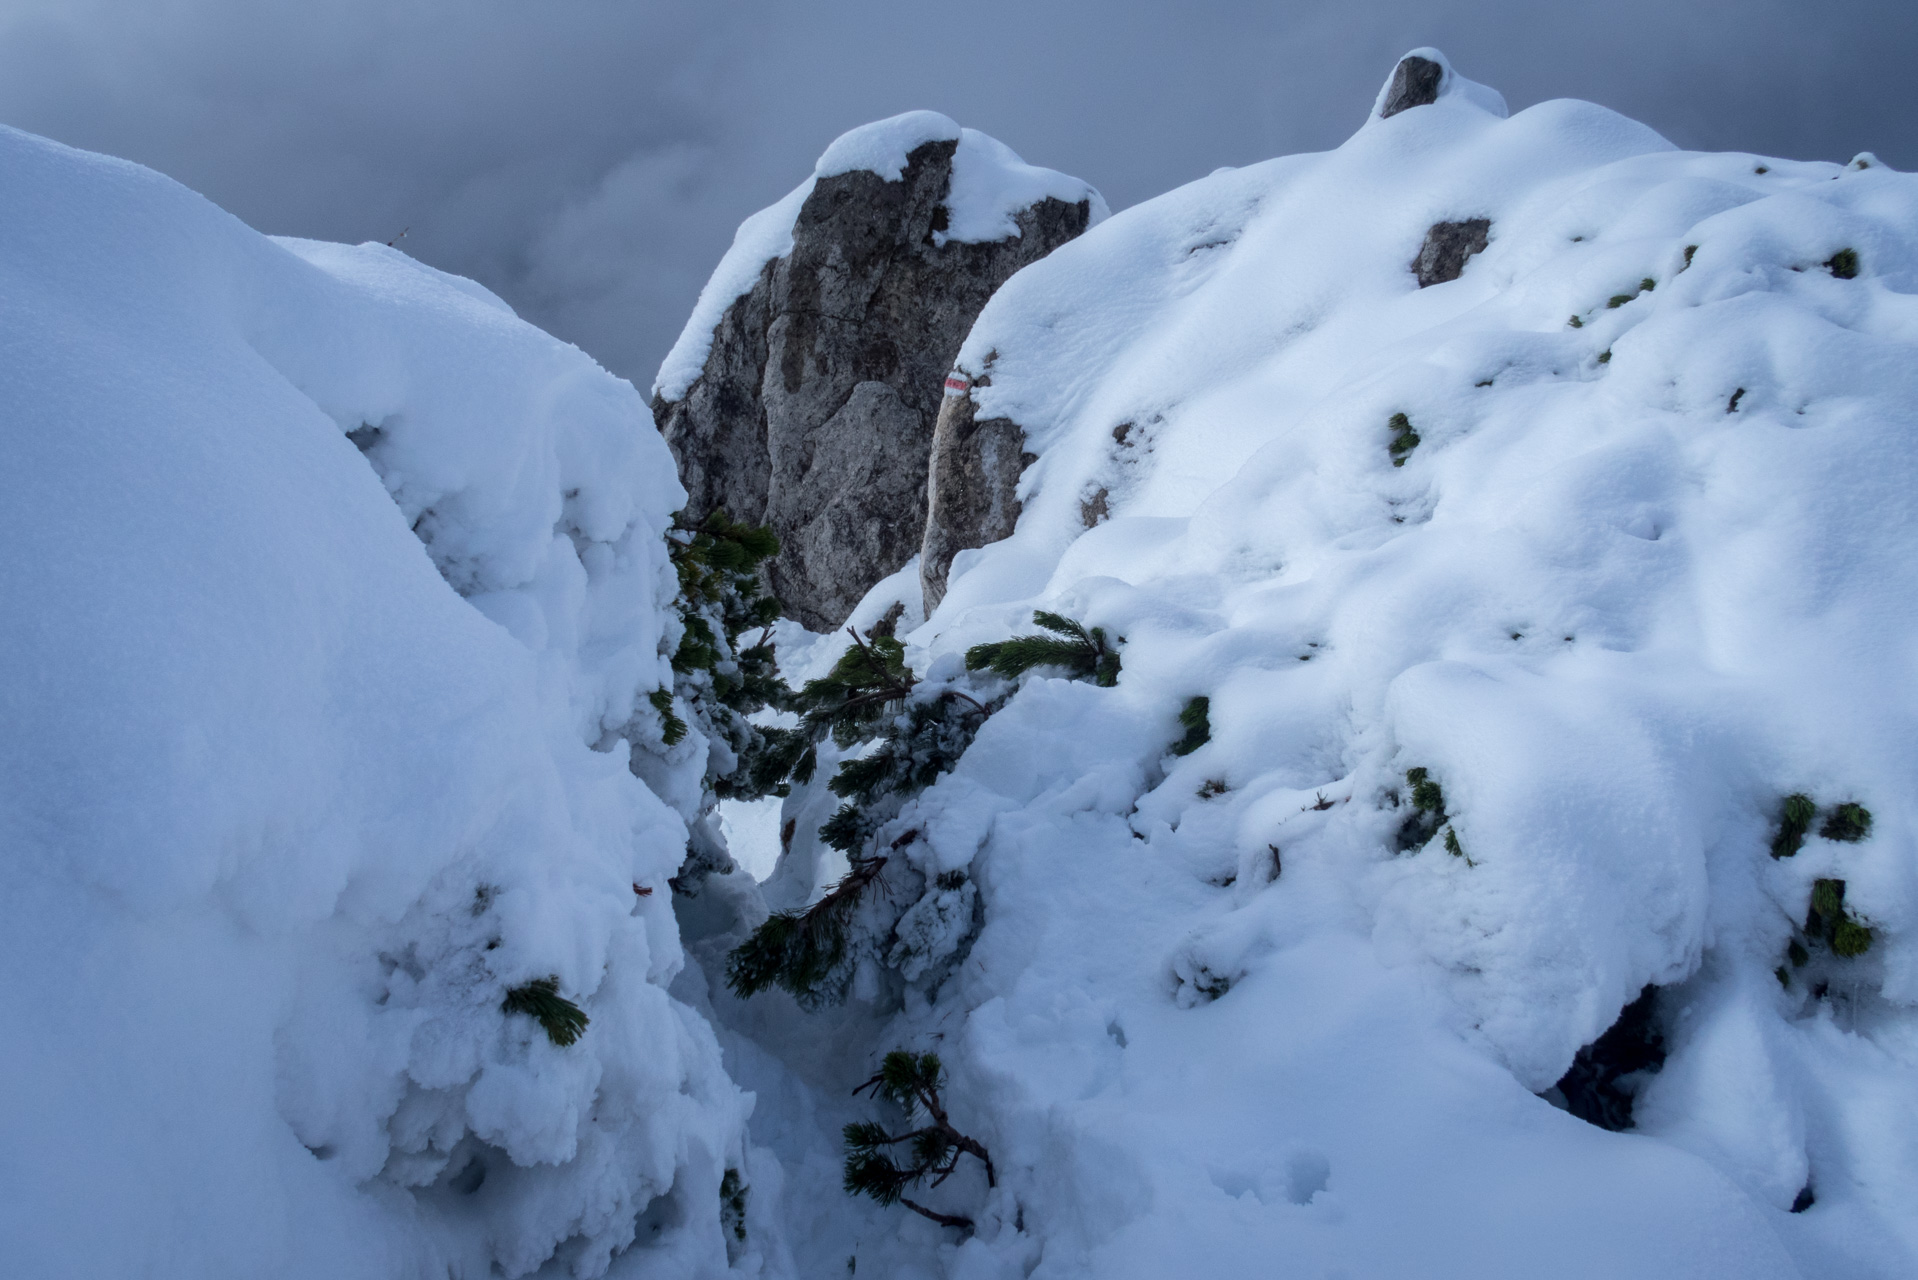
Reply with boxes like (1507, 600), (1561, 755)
(1, 0), (1911, 387)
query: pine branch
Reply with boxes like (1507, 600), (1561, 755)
(966, 610), (1122, 687)
(842, 1050), (993, 1229)
(724, 856), (888, 1002)
(501, 977), (589, 1047)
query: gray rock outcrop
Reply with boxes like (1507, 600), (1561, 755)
(1380, 55), (1444, 119)
(919, 371), (1031, 615)
(653, 138), (1094, 631)
(1413, 218), (1491, 287)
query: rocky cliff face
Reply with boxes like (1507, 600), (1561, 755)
(653, 115), (1099, 631)
(918, 365), (1031, 614)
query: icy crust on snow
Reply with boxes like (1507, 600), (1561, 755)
(844, 55), (1918, 1277)
(0, 125), (756, 1278)
(652, 111), (1105, 402)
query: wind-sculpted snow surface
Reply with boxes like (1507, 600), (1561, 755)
(749, 50), (1918, 1279)
(0, 126), (766, 1277)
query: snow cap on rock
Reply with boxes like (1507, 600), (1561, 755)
(1370, 47), (1509, 122)
(813, 108), (963, 179)
(654, 112), (1103, 402)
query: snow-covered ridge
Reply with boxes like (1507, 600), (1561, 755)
(737, 52), (1918, 1277)
(652, 111), (1106, 402)
(0, 124), (756, 1277)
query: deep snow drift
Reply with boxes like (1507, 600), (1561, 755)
(0, 124), (761, 1277)
(706, 50), (1918, 1280)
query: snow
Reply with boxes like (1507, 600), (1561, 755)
(0, 123), (753, 1277)
(652, 112), (1105, 403)
(718, 51), (1918, 1278)
(13, 41), (1918, 1280)
(719, 796), (788, 881)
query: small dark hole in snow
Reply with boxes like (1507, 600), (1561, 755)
(1728, 388), (1746, 413)
(306, 1144), (336, 1161)
(449, 1156), (487, 1195)
(1791, 1185), (1815, 1213)
(1548, 985), (1666, 1131)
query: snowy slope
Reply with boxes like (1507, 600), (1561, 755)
(0, 125), (763, 1278)
(727, 51), (1918, 1279)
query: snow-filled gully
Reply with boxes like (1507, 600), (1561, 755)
(4, 46), (1918, 1280)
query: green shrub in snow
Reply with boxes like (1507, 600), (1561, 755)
(1387, 412), (1420, 466)
(719, 1169), (749, 1252)
(1771, 793), (1816, 858)
(1820, 801), (1872, 843)
(842, 1051), (994, 1229)
(1832, 918), (1874, 958)
(726, 627), (996, 1007)
(1171, 696), (1211, 756)
(724, 853), (890, 1005)
(1802, 877), (1873, 960)
(651, 509), (802, 807)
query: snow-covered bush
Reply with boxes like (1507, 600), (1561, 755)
(0, 124), (762, 1278)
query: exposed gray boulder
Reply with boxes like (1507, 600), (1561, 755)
(1412, 218), (1491, 287)
(653, 115), (1099, 631)
(1380, 55), (1444, 119)
(919, 371), (1031, 615)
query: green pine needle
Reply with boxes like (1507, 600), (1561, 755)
(1832, 918), (1873, 957)
(1171, 696), (1210, 756)
(875, 1050), (941, 1106)
(1387, 412), (1420, 465)
(965, 610), (1122, 687)
(1811, 878), (1845, 922)
(1411, 777), (1445, 813)
(720, 1169), (749, 1243)
(648, 688), (688, 747)
(502, 977), (589, 1047)
(1771, 793), (1815, 858)
(1819, 801), (1872, 843)
(724, 855), (886, 1004)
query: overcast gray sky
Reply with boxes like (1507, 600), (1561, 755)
(1, 1), (1912, 390)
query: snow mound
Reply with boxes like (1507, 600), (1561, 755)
(0, 124), (757, 1278)
(653, 112), (1106, 402)
(841, 51), (1918, 1277)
